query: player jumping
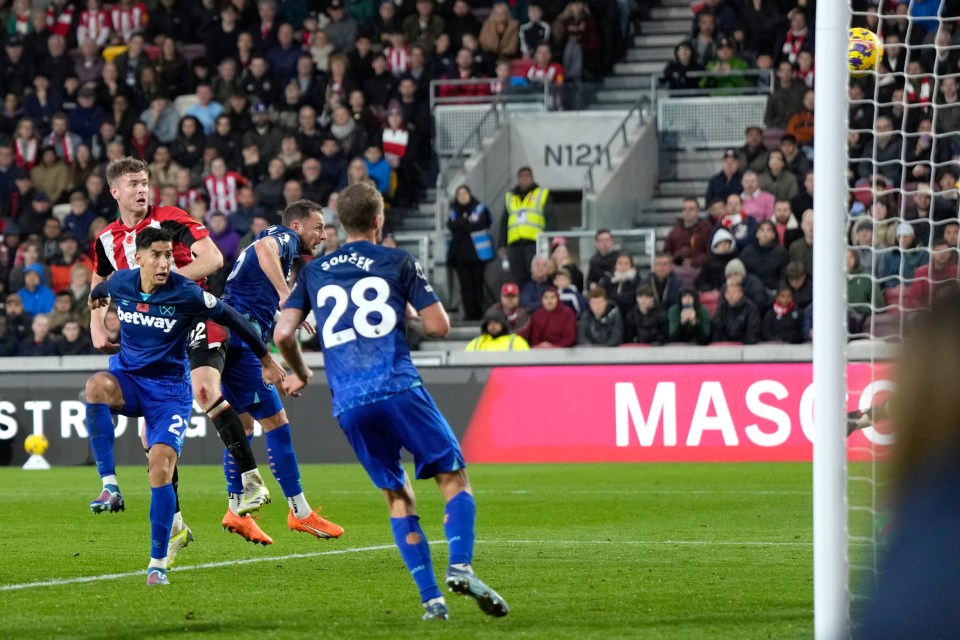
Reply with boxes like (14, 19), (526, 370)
(274, 183), (509, 621)
(86, 157), (269, 563)
(217, 199), (343, 544)
(88, 226), (285, 585)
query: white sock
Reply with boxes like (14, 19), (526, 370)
(241, 468), (263, 486)
(228, 493), (241, 515)
(171, 511), (184, 532)
(148, 558), (166, 571)
(450, 562), (472, 573)
(425, 597), (446, 607)
(102, 474), (118, 488)
(287, 493), (312, 519)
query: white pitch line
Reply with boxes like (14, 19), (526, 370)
(0, 538), (827, 593)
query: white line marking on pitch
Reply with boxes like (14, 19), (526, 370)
(0, 538), (827, 592)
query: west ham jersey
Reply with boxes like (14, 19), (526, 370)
(285, 241), (440, 416)
(105, 270), (226, 380)
(223, 224), (302, 341)
(93, 206), (209, 280)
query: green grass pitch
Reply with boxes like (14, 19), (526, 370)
(0, 463), (816, 639)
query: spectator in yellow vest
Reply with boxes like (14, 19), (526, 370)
(465, 307), (530, 351)
(499, 166), (554, 284)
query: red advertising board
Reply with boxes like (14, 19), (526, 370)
(461, 364), (892, 463)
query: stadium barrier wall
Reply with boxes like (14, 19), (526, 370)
(0, 347), (893, 467)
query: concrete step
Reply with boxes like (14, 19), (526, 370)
(661, 158), (719, 181)
(594, 88), (646, 103)
(657, 180), (708, 197)
(613, 61), (663, 76)
(587, 102), (638, 111)
(640, 19), (691, 35)
(399, 216), (436, 232)
(418, 201), (435, 215)
(602, 74), (655, 89)
(650, 196), (685, 211)
(419, 339), (471, 351)
(447, 324), (480, 340)
(634, 33), (684, 48)
(663, 148), (727, 161)
(624, 46), (675, 63)
(651, 6), (693, 20)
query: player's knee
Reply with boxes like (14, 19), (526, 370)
(190, 374), (219, 409)
(85, 373), (117, 404)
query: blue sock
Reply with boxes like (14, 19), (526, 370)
(149, 484), (176, 561)
(86, 403), (116, 479)
(222, 447), (242, 494)
(444, 491), (477, 567)
(265, 425), (302, 498)
(390, 516), (441, 602)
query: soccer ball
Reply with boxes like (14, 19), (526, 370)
(24, 433), (49, 456)
(849, 28), (883, 76)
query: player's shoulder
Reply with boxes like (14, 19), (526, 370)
(153, 205), (203, 228)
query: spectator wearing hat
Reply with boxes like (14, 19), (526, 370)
(4, 292), (32, 343)
(0, 316), (19, 357)
(700, 37), (749, 91)
(447, 184), (494, 321)
(782, 261), (812, 311)
(549, 237), (584, 293)
(788, 208), (814, 277)
(326, 0), (360, 54)
(712, 280), (760, 345)
(1, 37), (32, 96)
(70, 85), (106, 144)
(578, 287), (622, 347)
(667, 286), (711, 345)
(664, 197), (712, 270)
(243, 102), (285, 161)
(18, 264), (55, 316)
(696, 228), (738, 292)
(881, 223), (929, 290)
(17, 190), (54, 237)
(488, 282), (532, 335)
(705, 148), (743, 208)
(465, 307), (530, 351)
(624, 285), (667, 345)
(764, 60), (807, 129)
(527, 286), (576, 348)
(660, 42), (702, 91)
(722, 257), (772, 311)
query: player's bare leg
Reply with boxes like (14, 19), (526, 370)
(436, 470), (509, 617)
(192, 362), (270, 515)
(85, 372), (126, 514)
(252, 410), (343, 540)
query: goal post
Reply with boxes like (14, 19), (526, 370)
(812, 1), (850, 638)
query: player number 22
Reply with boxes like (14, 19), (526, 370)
(317, 277), (397, 348)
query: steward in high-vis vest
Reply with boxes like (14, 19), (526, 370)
(499, 166), (554, 284)
(464, 307), (530, 351)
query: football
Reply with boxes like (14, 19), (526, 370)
(849, 28), (883, 76)
(24, 433), (49, 456)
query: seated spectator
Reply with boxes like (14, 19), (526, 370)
(624, 285), (667, 345)
(578, 287), (622, 347)
(554, 267), (586, 316)
(664, 197), (712, 268)
(30, 148), (69, 204)
(773, 198), (803, 248)
(526, 42), (565, 90)
(403, 0), (445, 54)
(465, 307), (530, 351)
(881, 223), (929, 290)
(705, 148), (743, 209)
(700, 37), (749, 92)
(661, 42), (702, 91)
(761, 286), (804, 344)
(526, 286), (576, 348)
(779, 134), (811, 181)
(17, 314), (57, 356)
(0, 316), (17, 357)
(586, 228), (619, 290)
(716, 193), (758, 251)
(712, 282), (760, 345)
(723, 258), (773, 311)
(186, 82), (223, 136)
(361, 145), (391, 197)
(46, 289), (76, 335)
(740, 170), (775, 223)
(549, 238), (584, 293)
(520, 254), (552, 311)
(600, 253), (640, 318)
(479, 2), (519, 60)
(847, 249), (882, 322)
(905, 183), (952, 247)
(4, 293), (32, 342)
(489, 282), (532, 335)
(788, 209), (814, 276)
(760, 150), (799, 203)
(740, 221), (789, 291)
(49, 233), (92, 293)
(782, 261), (813, 310)
(667, 287), (711, 345)
(643, 252), (682, 310)
(18, 264), (55, 316)
(737, 126), (769, 176)
(909, 238), (959, 309)
(764, 60), (806, 129)
(786, 88), (815, 149)
(696, 228), (738, 292)
(439, 48), (491, 101)
(55, 317), (93, 355)
(254, 158), (288, 213)
(170, 116), (206, 172)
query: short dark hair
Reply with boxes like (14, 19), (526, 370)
(106, 156), (149, 186)
(517, 166), (533, 176)
(595, 228), (611, 239)
(136, 226), (174, 250)
(682, 196), (699, 208)
(282, 199), (322, 227)
(337, 183), (383, 234)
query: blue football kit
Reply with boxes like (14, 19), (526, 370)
(285, 241), (466, 490)
(220, 224), (301, 420)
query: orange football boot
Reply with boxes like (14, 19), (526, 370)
(222, 510), (274, 545)
(288, 509), (344, 539)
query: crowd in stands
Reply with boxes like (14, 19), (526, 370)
(0, 0), (632, 357)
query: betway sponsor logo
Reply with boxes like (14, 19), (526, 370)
(117, 309), (178, 332)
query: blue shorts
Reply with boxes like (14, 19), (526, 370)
(112, 371), (192, 455)
(337, 384), (465, 490)
(221, 342), (283, 421)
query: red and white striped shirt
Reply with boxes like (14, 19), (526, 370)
(14, 137), (38, 170)
(46, 4), (76, 38)
(177, 189), (201, 211)
(78, 9), (112, 47)
(93, 206), (209, 279)
(110, 2), (148, 43)
(385, 45), (410, 77)
(526, 62), (564, 86)
(43, 133), (76, 165)
(204, 172), (248, 215)
(382, 127), (409, 160)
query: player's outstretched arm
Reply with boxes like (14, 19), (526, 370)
(88, 274), (119, 353)
(407, 302), (451, 339)
(177, 237), (224, 282)
(274, 307), (312, 382)
(212, 301), (287, 392)
(254, 237), (293, 308)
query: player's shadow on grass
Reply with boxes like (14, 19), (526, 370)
(74, 621), (283, 638)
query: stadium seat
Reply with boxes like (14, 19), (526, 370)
(699, 290), (719, 316)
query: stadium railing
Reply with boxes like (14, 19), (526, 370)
(537, 228), (658, 275)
